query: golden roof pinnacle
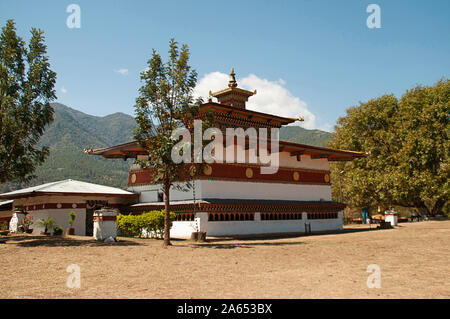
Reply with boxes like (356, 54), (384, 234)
(228, 68), (237, 88)
(209, 68), (256, 109)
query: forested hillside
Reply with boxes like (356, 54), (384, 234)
(0, 103), (135, 192)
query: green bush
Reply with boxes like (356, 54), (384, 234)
(37, 217), (56, 234)
(68, 211), (76, 227)
(0, 221), (8, 231)
(117, 210), (176, 239)
(53, 225), (63, 236)
(117, 214), (141, 237)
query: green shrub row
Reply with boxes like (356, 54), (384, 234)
(117, 210), (176, 238)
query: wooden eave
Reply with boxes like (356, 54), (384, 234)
(199, 102), (298, 126)
(277, 140), (367, 161)
(86, 137), (366, 161)
(83, 141), (148, 159)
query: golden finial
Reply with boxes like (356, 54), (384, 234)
(228, 68), (237, 88)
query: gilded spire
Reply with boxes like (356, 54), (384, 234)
(228, 68), (238, 88)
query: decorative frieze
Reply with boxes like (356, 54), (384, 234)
(128, 163), (331, 186)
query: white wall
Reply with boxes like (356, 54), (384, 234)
(169, 212), (343, 237)
(201, 213), (342, 236)
(129, 182), (202, 202)
(27, 208), (86, 235)
(200, 180), (331, 201)
(170, 219), (200, 237)
(129, 180), (331, 202)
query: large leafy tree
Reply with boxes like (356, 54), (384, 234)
(329, 79), (449, 215)
(134, 39), (203, 247)
(0, 19), (56, 183)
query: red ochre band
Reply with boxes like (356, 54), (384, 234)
(128, 163), (330, 186)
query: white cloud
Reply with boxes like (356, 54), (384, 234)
(61, 87), (67, 94)
(193, 72), (316, 129)
(318, 122), (333, 133)
(115, 68), (129, 75)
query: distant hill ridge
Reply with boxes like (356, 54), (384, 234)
(0, 103), (331, 193)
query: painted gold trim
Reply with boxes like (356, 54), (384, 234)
(203, 164), (212, 176)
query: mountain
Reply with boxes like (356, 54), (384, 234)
(0, 103), (331, 193)
(0, 103), (136, 193)
(279, 126), (331, 148)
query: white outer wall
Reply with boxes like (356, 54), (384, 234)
(129, 182), (202, 202)
(170, 212), (343, 238)
(170, 218), (200, 237)
(130, 180), (331, 202)
(200, 180), (331, 201)
(27, 208), (86, 235)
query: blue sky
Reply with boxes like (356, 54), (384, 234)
(1, 0), (449, 131)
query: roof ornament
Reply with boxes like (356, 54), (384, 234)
(228, 68), (238, 88)
(209, 68), (256, 109)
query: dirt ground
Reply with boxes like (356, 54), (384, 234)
(1, 220), (449, 299)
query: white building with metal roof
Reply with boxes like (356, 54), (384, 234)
(0, 179), (138, 236)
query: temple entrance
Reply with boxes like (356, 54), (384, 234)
(85, 200), (107, 236)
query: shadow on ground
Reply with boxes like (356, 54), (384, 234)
(185, 225), (388, 249)
(3, 235), (143, 247)
(190, 241), (307, 249)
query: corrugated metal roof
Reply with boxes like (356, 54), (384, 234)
(0, 179), (136, 199)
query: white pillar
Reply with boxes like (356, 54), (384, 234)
(195, 212), (208, 233)
(385, 212), (398, 226)
(93, 208), (118, 241)
(302, 212), (311, 234)
(338, 211), (344, 230)
(254, 212), (261, 222)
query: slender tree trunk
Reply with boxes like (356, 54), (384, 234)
(163, 181), (171, 247)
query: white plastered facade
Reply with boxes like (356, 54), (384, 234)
(128, 150), (343, 238)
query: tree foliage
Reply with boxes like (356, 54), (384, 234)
(329, 79), (449, 215)
(0, 19), (56, 183)
(133, 39), (202, 247)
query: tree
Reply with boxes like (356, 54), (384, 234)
(394, 80), (449, 214)
(0, 19), (56, 183)
(133, 39), (203, 247)
(329, 79), (449, 215)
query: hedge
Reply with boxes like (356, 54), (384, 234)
(117, 210), (176, 238)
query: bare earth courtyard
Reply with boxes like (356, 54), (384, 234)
(1, 221), (449, 299)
